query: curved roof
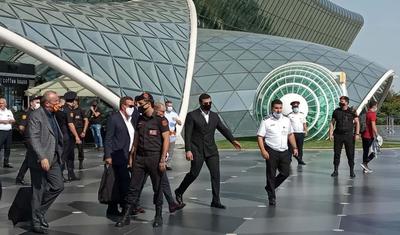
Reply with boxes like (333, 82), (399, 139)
(191, 29), (392, 136)
(0, 0), (191, 108)
(194, 0), (363, 50)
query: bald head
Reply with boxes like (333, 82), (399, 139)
(42, 91), (60, 112)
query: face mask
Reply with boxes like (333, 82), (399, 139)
(292, 107), (299, 113)
(371, 107), (377, 112)
(201, 104), (211, 111)
(52, 103), (61, 113)
(339, 102), (345, 108)
(272, 112), (282, 119)
(166, 106), (173, 112)
(33, 103), (40, 110)
(137, 103), (148, 114)
(126, 107), (134, 116)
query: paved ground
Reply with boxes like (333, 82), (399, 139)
(0, 146), (400, 234)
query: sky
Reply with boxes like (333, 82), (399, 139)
(331, 0), (400, 92)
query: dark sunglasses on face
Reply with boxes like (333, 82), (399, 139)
(203, 102), (212, 105)
(127, 105), (135, 108)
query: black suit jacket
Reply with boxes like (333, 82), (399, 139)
(104, 111), (135, 166)
(184, 108), (235, 157)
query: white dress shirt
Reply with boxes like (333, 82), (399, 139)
(287, 112), (306, 133)
(257, 115), (293, 152)
(120, 111), (135, 151)
(201, 109), (209, 124)
(0, 108), (14, 131)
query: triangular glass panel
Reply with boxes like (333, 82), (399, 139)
(79, 29), (109, 54)
(208, 77), (233, 93)
(234, 112), (259, 136)
(114, 58), (141, 90)
(124, 35), (152, 61)
(145, 22), (173, 40)
(40, 10), (72, 26)
(212, 60), (233, 73)
(136, 61), (162, 92)
(251, 61), (274, 73)
(87, 16), (118, 33)
(238, 60), (263, 72)
(66, 13), (96, 30)
(11, 4), (46, 22)
(221, 92), (246, 111)
(63, 50), (91, 74)
(103, 32), (131, 58)
(225, 61), (248, 73)
(190, 80), (205, 95)
(161, 23), (187, 40)
(219, 111), (246, 133)
(236, 75), (259, 90)
(264, 60), (287, 69)
(128, 21), (156, 38)
(89, 54), (118, 86)
(197, 43), (219, 52)
(142, 38), (170, 63)
(208, 91), (233, 111)
(155, 64), (181, 97)
(248, 49), (273, 59)
(301, 53), (322, 62)
(288, 53), (311, 62)
(160, 40), (186, 66)
(0, 4), (18, 18)
(237, 51), (260, 60)
(108, 18), (138, 36)
(195, 74), (219, 91)
(53, 25), (84, 51)
(0, 16), (25, 36)
(23, 21), (57, 47)
(275, 51), (297, 60)
(224, 73), (248, 89)
(236, 90), (256, 110)
(196, 63), (220, 77)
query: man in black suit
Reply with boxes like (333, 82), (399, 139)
(175, 93), (241, 209)
(27, 91), (64, 233)
(104, 96), (136, 216)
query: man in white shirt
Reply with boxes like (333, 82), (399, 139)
(0, 98), (15, 168)
(287, 101), (307, 165)
(164, 100), (181, 170)
(257, 99), (298, 206)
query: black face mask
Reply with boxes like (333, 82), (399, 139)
(201, 104), (211, 111)
(339, 102), (345, 108)
(138, 103), (148, 114)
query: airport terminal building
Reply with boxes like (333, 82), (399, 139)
(0, 0), (395, 140)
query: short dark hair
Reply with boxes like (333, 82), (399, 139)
(199, 93), (211, 103)
(119, 96), (133, 109)
(271, 99), (282, 108)
(165, 100), (172, 105)
(368, 100), (378, 108)
(340, 96), (349, 103)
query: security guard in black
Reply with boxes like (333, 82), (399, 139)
(329, 96), (360, 178)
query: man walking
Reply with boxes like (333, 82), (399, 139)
(0, 98), (15, 168)
(88, 100), (103, 151)
(164, 100), (182, 170)
(175, 93), (241, 209)
(329, 96), (360, 178)
(257, 99), (298, 206)
(287, 101), (307, 165)
(361, 100), (380, 173)
(27, 91), (64, 233)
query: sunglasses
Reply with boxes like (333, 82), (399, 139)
(202, 102), (212, 105)
(127, 105), (135, 108)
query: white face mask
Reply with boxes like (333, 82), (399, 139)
(166, 106), (173, 112)
(126, 107), (134, 116)
(292, 107), (299, 113)
(371, 107), (378, 112)
(272, 112), (282, 119)
(33, 103), (40, 110)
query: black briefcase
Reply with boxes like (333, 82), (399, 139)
(8, 187), (33, 225)
(98, 165), (119, 204)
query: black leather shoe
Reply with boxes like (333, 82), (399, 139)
(38, 216), (49, 228)
(69, 175), (80, 181)
(175, 190), (183, 205)
(15, 179), (27, 185)
(3, 164), (13, 168)
(298, 160), (306, 165)
(169, 202), (186, 213)
(350, 171), (356, 178)
(115, 206), (131, 227)
(152, 215), (163, 227)
(269, 199), (276, 206)
(331, 170), (338, 177)
(32, 225), (48, 234)
(210, 202), (226, 209)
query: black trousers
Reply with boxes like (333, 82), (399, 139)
(265, 146), (290, 200)
(333, 133), (355, 168)
(125, 155), (163, 206)
(61, 137), (75, 175)
(30, 161), (64, 224)
(136, 171), (175, 206)
(112, 164), (130, 206)
(0, 130), (12, 165)
(288, 133), (305, 160)
(362, 137), (375, 164)
(176, 153), (220, 204)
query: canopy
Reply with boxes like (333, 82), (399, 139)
(25, 75), (96, 97)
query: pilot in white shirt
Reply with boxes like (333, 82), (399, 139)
(257, 99), (298, 206)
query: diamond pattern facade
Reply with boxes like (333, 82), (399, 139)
(191, 29), (392, 137)
(0, 0), (191, 110)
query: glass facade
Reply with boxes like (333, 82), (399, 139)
(191, 29), (392, 138)
(194, 0), (363, 50)
(0, 0), (191, 111)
